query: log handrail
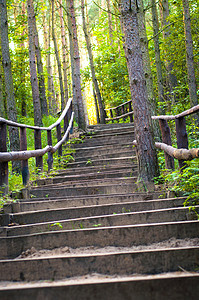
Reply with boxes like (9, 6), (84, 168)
(105, 100), (133, 123)
(0, 99), (73, 193)
(151, 105), (199, 170)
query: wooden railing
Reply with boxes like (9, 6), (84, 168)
(105, 100), (133, 123)
(0, 98), (74, 194)
(152, 105), (199, 170)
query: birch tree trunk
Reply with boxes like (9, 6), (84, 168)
(81, 0), (105, 124)
(182, 0), (198, 109)
(151, 0), (165, 110)
(0, 0), (21, 173)
(119, 0), (159, 184)
(67, 0), (86, 130)
(51, 0), (65, 112)
(27, 0), (43, 127)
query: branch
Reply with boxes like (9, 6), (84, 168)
(92, 0), (120, 17)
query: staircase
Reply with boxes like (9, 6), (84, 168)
(0, 122), (199, 299)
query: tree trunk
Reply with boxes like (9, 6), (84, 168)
(0, 0), (21, 173)
(67, 0), (86, 130)
(182, 0), (198, 109)
(33, 13), (48, 116)
(58, 0), (69, 105)
(81, 0), (105, 124)
(0, 49), (5, 118)
(159, 0), (178, 103)
(151, 0), (165, 110)
(105, 0), (113, 45)
(20, 1), (27, 117)
(51, 0), (65, 112)
(119, 0), (159, 184)
(27, 0), (43, 127)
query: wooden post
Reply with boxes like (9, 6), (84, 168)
(129, 101), (133, 122)
(110, 109), (114, 123)
(122, 104), (125, 121)
(116, 107), (120, 123)
(69, 103), (73, 134)
(47, 130), (53, 172)
(56, 124), (62, 157)
(34, 129), (43, 172)
(0, 122), (8, 194)
(175, 116), (188, 169)
(159, 119), (175, 170)
(20, 127), (29, 185)
(64, 112), (69, 143)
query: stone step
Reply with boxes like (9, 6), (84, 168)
(66, 156), (136, 168)
(35, 169), (137, 187)
(0, 273), (198, 300)
(0, 246), (198, 281)
(0, 220), (198, 259)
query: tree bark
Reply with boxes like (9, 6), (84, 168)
(52, 0), (65, 112)
(159, 0), (178, 103)
(81, 0), (105, 124)
(20, 1), (27, 117)
(58, 0), (69, 105)
(27, 0), (43, 127)
(119, 0), (159, 184)
(182, 0), (198, 109)
(33, 11), (48, 116)
(151, 0), (165, 110)
(67, 0), (86, 130)
(0, 49), (5, 118)
(0, 0), (21, 173)
(106, 0), (113, 45)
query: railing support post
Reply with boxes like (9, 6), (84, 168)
(34, 129), (43, 172)
(47, 130), (53, 172)
(20, 127), (29, 185)
(110, 109), (114, 123)
(56, 124), (62, 157)
(116, 107), (120, 123)
(64, 112), (69, 143)
(175, 116), (188, 169)
(0, 122), (8, 194)
(128, 101), (133, 122)
(159, 119), (175, 170)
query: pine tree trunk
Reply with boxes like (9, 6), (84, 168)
(106, 0), (113, 45)
(182, 0), (198, 109)
(151, 0), (165, 110)
(159, 0), (178, 103)
(67, 0), (86, 130)
(27, 0), (43, 127)
(58, 0), (69, 105)
(20, 2), (27, 117)
(119, 0), (159, 184)
(51, 0), (65, 112)
(0, 50), (5, 117)
(81, 0), (105, 124)
(137, 0), (160, 139)
(0, 0), (21, 173)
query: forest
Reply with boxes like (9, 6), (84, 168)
(0, 0), (198, 197)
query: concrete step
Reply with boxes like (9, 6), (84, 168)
(2, 197), (188, 236)
(0, 246), (198, 281)
(35, 169), (138, 187)
(1, 203), (198, 231)
(66, 156), (136, 168)
(0, 273), (198, 300)
(53, 164), (137, 177)
(1, 220), (198, 259)
(31, 177), (138, 190)
(8, 192), (164, 213)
